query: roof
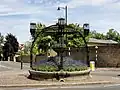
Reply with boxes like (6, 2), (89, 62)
(88, 38), (118, 44)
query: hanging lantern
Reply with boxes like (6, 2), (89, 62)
(58, 18), (65, 26)
(83, 23), (90, 37)
(30, 23), (36, 38)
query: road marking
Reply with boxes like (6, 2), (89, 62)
(0, 61), (30, 70)
(0, 64), (13, 69)
(112, 77), (120, 80)
(0, 61), (13, 69)
(23, 88), (46, 90)
(19, 84), (120, 90)
(104, 84), (120, 87)
(22, 85), (105, 90)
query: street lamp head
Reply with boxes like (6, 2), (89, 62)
(30, 23), (36, 30)
(58, 18), (65, 26)
(57, 7), (60, 10)
(30, 23), (36, 37)
(83, 23), (90, 37)
(83, 23), (89, 30)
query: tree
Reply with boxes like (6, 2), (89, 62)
(90, 30), (106, 39)
(23, 41), (32, 55)
(30, 23), (90, 55)
(30, 23), (45, 40)
(30, 23), (89, 55)
(3, 33), (19, 61)
(106, 29), (120, 43)
(0, 33), (4, 60)
(30, 23), (47, 54)
(66, 23), (86, 47)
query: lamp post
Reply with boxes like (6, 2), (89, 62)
(83, 23), (90, 37)
(30, 23), (36, 38)
(58, 18), (65, 70)
(0, 43), (4, 61)
(19, 44), (24, 69)
(57, 6), (67, 25)
(30, 16), (90, 69)
(30, 22), (36, 68)
(57, 6), (68, 56)
(83, 23), (90, 66)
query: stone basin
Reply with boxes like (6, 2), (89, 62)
(28, 69), (91, 81)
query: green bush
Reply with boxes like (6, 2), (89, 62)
(63, 66), (88, 72)
(33, 65), (57, 72)
(33, 65), (88, 72)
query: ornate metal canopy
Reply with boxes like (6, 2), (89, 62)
(30, 19), (90, 69)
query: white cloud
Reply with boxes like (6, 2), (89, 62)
(0, 0), (119, 16)
(0, 0), (120, 43)
(102, 1), (120, 10)
(58, 0), (119, 8)
(0, 0), (59, 43)
(0, 0), (48, 17)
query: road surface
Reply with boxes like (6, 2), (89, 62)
(0, 61), (30, 71)
(1, 84), (120, 90)
(1, 61), (120, 90)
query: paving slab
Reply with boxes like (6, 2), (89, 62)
(0, 68), (120, 88)
(0, 69), (120, 88)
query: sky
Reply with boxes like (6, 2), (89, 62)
(0, 0), (120, 43)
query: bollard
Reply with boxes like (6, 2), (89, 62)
(90, 61), (95, 71)
(21, 61), (23, 70)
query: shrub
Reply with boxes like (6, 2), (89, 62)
(33, 56), (88, 72)
(63, 65), (88, 72)
(33, 65), (88, 72)
(33, 65), (57, 72)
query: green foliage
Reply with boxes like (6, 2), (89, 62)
(3, 33), (19, 60)
(30, 22), (120, 55)
(5, 33), (19, 52)
(90, 29), (120, 43)
(23, 41), (31, 55)
(66, 24), (86, 47)
(32, 44), (39, 54)
(63, 66), (88, 72)
(90, 30), (106, 39)
(33, 65), (88, 72)
(106, 29), (120, 43)
(38, 36), (52, 52)
(0, 33), (4, 54)
(30, 23), (88, 55)
(31, 23), (53, 54)
(33, 65), (57, 72)
(17, 41), (32, 56)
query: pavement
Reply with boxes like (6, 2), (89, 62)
(1, 61), (120, 88)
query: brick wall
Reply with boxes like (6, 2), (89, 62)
(16, 45), (120, 67)
(64, 45), (120, 67)
(89, 45), (120, 67)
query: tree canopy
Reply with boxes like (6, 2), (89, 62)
(30, 23), (89, 54)
(3, 33), (19, 61)
(30, 23), (120, 54)
(90, 29), (120, 43)
(0, 33), (4, 54)
(106, 29), (120, 43)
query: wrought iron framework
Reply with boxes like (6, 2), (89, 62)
(30, 19), (89, 70)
